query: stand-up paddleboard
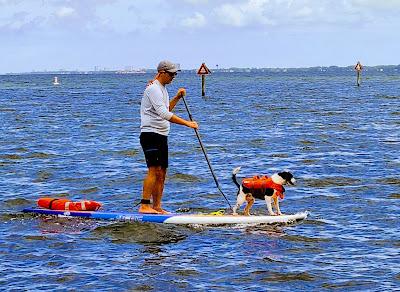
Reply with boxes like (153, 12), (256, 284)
(23, 208), (307, 225)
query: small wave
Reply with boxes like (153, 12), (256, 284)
(377, 177), (400, 186)
(0, 108), (16, 112)
(168, 173), (202, 182)
(27, 152), (55, 159)
(303, 176), (362, 188)
(0, 154), (22, 160)
(284, 234), (331, 243)
(24, 235), (51, 241)
(375, 94), (399, 99)
(389, 193), (400, 199)
(99, 149), (139, 157)
(270, 153), (289, 158)
(322, 280), (375, 289)
(33, 170), (53, 182)
(92, 222), (187, 244)
(80, 187), (100, 194)
(4, 198), (32, 207)
(172, 269), (200, 277)
(256, 271), (316, 282)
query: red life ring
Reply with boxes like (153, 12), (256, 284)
(38, 197), (102, 211)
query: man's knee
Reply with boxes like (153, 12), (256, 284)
(149, 167), (166, 179)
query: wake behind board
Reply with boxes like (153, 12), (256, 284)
(23, 208), (307, 225)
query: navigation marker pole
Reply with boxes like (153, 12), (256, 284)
(197, 63), (211, 97)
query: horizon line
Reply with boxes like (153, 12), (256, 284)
(2, 63), (400, 75)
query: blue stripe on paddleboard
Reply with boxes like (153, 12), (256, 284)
(22, 208), (175, 223)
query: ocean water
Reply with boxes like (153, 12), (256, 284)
(0, 69), (399, 291)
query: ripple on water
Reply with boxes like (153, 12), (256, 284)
(253, 271), (317, 282)
(389, 193), (400, 199)
(99, 149), (139, 157)
(33, 170), (54, 182)
(4, 198), (32, 207)
(377, 177), (400, 186)
(168, 173), (203, 182)
(80, 187), (100, 194)
(322, 280), (376, 290)
(0, 154), (22, 160)
(303, 176), (363, 188)
(92, 222), (188, 244)
(284, 234), (331, 243)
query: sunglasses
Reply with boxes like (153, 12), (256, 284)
(165, 71), (177, 77)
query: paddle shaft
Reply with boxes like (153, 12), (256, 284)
(181, 96), (233, 211)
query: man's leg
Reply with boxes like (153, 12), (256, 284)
(139, 166), (162, 214)
(152, 167), (167, 213)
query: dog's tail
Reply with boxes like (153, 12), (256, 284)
(232, 167), (241, 189)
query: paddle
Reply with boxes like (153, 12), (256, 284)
(181, 95), (233, 211)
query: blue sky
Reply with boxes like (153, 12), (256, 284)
(1, 0), (399, 73)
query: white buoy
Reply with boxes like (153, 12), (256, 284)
(53, 76), (60, 85)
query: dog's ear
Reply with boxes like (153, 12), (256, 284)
(278, 171), (293, 180)
(232, 167), (241, 175)
(279, 171), (296, 185)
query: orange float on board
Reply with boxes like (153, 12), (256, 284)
(38, 197), (102, 211)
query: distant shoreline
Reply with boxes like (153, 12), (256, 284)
(1, 65), (399, 76)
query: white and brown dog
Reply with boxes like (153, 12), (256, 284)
(232, 167), (296, 216)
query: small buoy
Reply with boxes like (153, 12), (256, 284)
(53, 76), (60, 85)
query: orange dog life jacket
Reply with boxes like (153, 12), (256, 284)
(38, 197), (102, 211)
(242, 176), (285, 199)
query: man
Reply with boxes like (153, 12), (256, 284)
(139, 60), (198, 214)
(354, 61), (363, 72)
(354, 61), (363, 86)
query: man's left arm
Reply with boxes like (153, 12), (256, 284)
(169, 88), (186, 111)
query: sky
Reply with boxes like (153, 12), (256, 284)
(1, 0), (400, 73)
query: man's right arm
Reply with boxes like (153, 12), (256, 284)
(169, 115), (198, 129)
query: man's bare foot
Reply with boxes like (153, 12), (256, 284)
(153, 208), (171, 214)
(138, 205), (162, 214)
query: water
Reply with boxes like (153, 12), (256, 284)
(1, 69), (399, 291)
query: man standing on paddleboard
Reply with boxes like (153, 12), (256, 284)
(354, 61), (363, 86)
(139, 60), (198, 214)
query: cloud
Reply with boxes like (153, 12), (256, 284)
(55, 6), (76, 18)
(181, 12), (206, 28)
(1, 0), (400, 37)
(182, 0), (208, 4)
(214, 0), (274, 27)
(210, 0), (400, 29)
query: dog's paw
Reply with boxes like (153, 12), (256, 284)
(232, 212), (238, 216)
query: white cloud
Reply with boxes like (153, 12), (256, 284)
(55, 6), (75, 18)
(183, 0), (208, 4)
(294, 6), (312, 18)
(214, 0), (274, 27)
(181, 12), (206, 28)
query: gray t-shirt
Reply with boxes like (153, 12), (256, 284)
(140, 80), (174, 136)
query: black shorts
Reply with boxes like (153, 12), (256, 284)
(140, 132), (168, 168)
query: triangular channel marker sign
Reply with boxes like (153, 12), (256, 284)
(197, 63), (211, 75)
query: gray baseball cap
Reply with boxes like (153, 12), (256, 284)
(157, 60), (180, 73)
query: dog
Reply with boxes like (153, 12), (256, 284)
(232, 167), (295, 216)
